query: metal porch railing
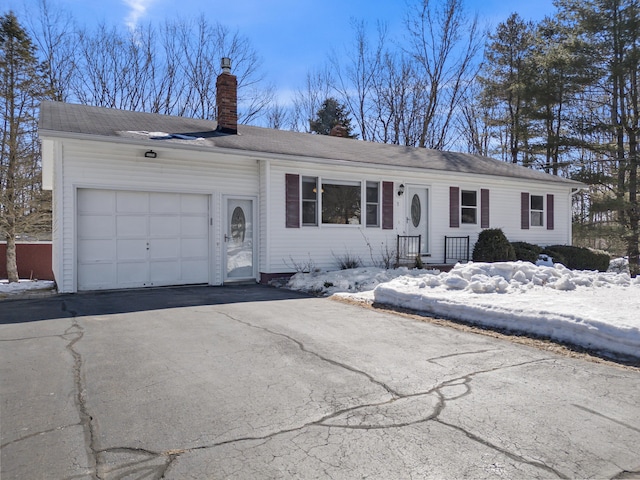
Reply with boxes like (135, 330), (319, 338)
(396, 235), (421, 266)
(444, 236), (470, 264)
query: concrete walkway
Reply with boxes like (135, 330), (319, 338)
(1, 285), (639, 479)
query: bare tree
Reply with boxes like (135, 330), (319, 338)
(329, 20), (386, 141)
(405, 0), (483, 149)
(1, 12), (51, 282)
(457, 80), (491, 156)
(290, 67), (333, 132)
(42, 13), (272, 122)
(265, 101), (290, 130)
(26, 0), (77, 102)
(371, 51), (423, 146)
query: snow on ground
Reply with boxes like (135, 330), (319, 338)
(286, 261), (640, 361)
(0, 279), (56, 296)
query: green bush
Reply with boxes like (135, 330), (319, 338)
(543, 245), (610, 271)
(472, 228), (516, 262)
(511, 241), (542, 263)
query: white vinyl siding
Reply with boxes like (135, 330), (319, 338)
(51, 139), (259, 292)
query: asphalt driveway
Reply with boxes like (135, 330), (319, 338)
(1, 284), (639, 479)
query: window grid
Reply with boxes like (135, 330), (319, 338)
(530, 195), (544, 227)
(302, 176), (318, 226)
(461, 190), (477, 224)
(366, 181), (380, 227)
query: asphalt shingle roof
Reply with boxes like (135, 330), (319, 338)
(39, 101), (583, 186)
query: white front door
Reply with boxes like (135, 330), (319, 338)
(224, 197), (256, 281)
(406, 186), (429, 254)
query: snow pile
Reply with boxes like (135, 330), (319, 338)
(373, 261), (640, 359)
(0, 280), (55, 296)
(287, 266), (439, 296)
(286, 261), (640, 360)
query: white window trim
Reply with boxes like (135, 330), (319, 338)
(365, 181), (380, 228)
(297, 177), (386, 228)
(460, 189), (478, 225)
(530, 194), (545, 228)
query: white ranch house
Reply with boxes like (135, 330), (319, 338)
(38, 64), (583, 293)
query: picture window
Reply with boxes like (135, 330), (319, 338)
(322, 180), (361, 225)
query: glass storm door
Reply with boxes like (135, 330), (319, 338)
(224, 197), (255, 281)
(407, 187), (429, 255)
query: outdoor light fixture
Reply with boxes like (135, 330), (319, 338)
(144, 150), (157, 159)
(398, 184), (405, 196)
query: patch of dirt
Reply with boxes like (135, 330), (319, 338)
(331, 295), (640, 372)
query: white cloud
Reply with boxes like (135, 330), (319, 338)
(123, 0), (154, 30)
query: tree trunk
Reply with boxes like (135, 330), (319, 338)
(5, 231), (19, 283)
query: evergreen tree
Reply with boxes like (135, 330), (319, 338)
(528, 17), (593, 175)
(309, 97), (357, 138)
(556, 0), (639, 276)
(0, 11), (50, 282)
(479, 13), (537, 165)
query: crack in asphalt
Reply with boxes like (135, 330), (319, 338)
(220, 312), (402, 398)
(62, 310), (562, 478)
(572, 404), (640, 434)
(94, 446), (183, 479)
(612, 468), (640, 479)
(130, 313), (559, 478)
(0, 423), (83, 449)
(63, 318), (101, 480)
(435, 418), (570, 479)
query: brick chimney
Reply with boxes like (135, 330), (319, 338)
(329, 124), (348, 137)
(216, 57), (238, 134)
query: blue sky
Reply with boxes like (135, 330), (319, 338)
(11, 0), (556, 103)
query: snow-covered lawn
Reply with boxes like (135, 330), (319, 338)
(286, 261), (640, 361)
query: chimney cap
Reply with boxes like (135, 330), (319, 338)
(221, 57), (232, 74)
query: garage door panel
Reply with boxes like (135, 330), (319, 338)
(78, 189), (210, 291)
(78, 215), (114, 238)
(149, 238), (179, 259)
(181, 195), (208, 213)
(78, 263), (116, 289)
(181, 260), (209, 282)
(150, 261), (180, 284)
(150, 216), (180, 236)
(117, 239), (148, 261)
(78, 239), (115, 262)
(78, 189), (115, 214)
(181, 238), (208, 258)
(150, 193), (180, 213)
(116, 216), (147, 236)
(116, 191), (148, 213)
(117, 263), (148, 285)
(181, 216), (208, 236)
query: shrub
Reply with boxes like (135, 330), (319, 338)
(511, 241), (542, 263)
(472, 228), (516, 262)
(333, 251), (361, 270)
(543, 245), (610, 271)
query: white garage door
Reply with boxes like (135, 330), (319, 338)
(77, 189), (210, 291)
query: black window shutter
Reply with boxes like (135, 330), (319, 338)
(382, 181), (394, 229)
(547, 194), (554, 230)
(449, 187), (460, 228)
(285, 174), (300, 228)
(481, 188), (490, 228)
(521, 192), (530, 230)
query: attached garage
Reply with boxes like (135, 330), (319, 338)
(76, 189), (210, 291)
